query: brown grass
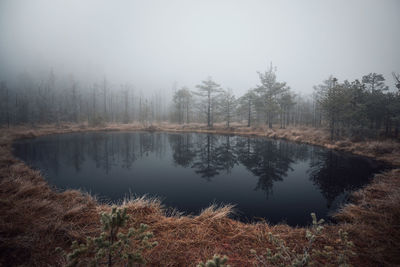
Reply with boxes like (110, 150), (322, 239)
(335, 169), (400, 266)
(0, 122), (399, 266)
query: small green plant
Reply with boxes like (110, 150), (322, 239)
(197, 254), (230, 267)
(251, 213), (355, 267)
(336, 229), (355, 267)
(56, 206), (157, 267)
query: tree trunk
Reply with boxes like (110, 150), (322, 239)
(330, 118), (335, 141)
(247, 100), (251, 127)
(207, 91), (211, 127)
(186, 101), (189, 124)
(268, 113), (273, 129)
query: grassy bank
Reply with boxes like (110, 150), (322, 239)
(0, 123), (399, 266)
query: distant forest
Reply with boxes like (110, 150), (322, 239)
(1, 66), (400, 140)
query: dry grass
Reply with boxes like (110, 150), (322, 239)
(0, 123), (399, 266)
(335, 169), (400, 266)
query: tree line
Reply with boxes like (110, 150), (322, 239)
(171, 66), (400, 140)
(1, 66), (399, 140)
(314, 73), (400, 140)
(0, 72), (168, 127)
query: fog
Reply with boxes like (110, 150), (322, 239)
(0, 0), (399, 95)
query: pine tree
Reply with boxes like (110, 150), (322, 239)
(173, 87), (192, 124)
(194, 77), (223, 127)
(57, 206), (157, 267)
(255, 64), (289, 128)
(278, 91), (295, 129)
(237, 89), (256, 127)
(219, 89), (236, 127)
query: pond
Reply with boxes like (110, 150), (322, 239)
(13, 131), (386, 226)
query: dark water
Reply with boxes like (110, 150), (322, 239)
(13, 132), (386, 226)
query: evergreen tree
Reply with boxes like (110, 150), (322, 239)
(278, 91), (295, 129)
(57, 206), (157, 267)
(254, 64), (289, 128)
(173, 87), (192, 124)
(237, 89), (256, 127)
(219, 89), (236, 127)
(194, 77), (223, 127)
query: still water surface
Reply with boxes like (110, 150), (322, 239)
(13, 132), (385, 226)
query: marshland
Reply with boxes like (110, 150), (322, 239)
(1, 1), (400, 266)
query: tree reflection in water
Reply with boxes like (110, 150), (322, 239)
(308, 147), (382, 208)
(236, 138), (294, 197)
(191, 135), (223, 180)
(168, 134), (196, 168)
(214, 135), (238, 174)
(13, 131), (386, 221)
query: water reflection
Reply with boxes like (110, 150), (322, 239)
(13, 132), (385, 225)
(236, 139), (294, 196)
(168, 134), (196, 168)
(308, 148), (381, 208)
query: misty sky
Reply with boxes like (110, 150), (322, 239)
(0, 0), (399, 95)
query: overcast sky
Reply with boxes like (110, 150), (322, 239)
(0, 0), (399, 95)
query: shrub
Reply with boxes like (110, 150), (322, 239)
(336, 229), (355, 267)
(56, 206), (157, 267)
(251, 213), (355, 267)
(197, 254), (230, 267)
(368, 141), (395, 155)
